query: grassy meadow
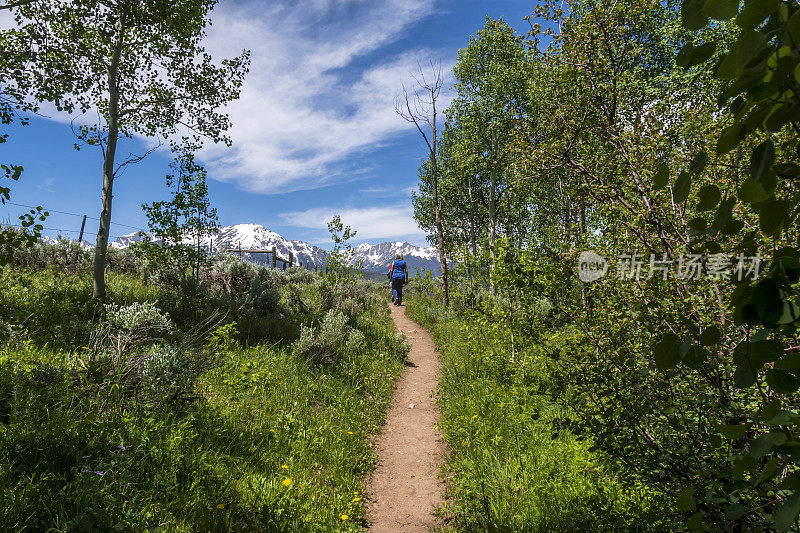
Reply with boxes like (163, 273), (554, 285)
(404, 292), (670, 532)
(0, 241), (409, 531)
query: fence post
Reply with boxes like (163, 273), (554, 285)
(272, 246), (277, 269)
(288, 251), (293, 268)
(74, 214), (87, 264)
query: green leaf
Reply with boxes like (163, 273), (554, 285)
(751, 140), (775, 182)
(654, 333), (681, 370)
(677, 486), (697, 511)
(776, 494), (800, 531)
(752, 278), (782, 314)
(733, 454), (758, 478)
(653, 164), (670, 190)
(700, 326), (721, 346)
(676, 43), (696, 68)
(734, 366), (757, 387)
(737, 0), (780, 29)
(688, 42), (717, 68)
(719, 424), (748, 439)
(766, 369), (800, 393)
(722, 219), (744, 235)
(726, 503), (747, 520)
(683, 345), (709, 369)
(717, 124), (742, 154)
(696, 184), (721, 211)
(690, 151), (709, 174)
(738, 177), (772, 204)
(673, 171), (692, 203)
(789, 11), (800, 43)
(752, 339), (784, 366)
(759, 199), (788, 234)
(682, 0), (709, 29)
(762, 399), (782, 421)
(702, 0), (739, 20)
(750, 432), (783, 458)
(688, 217), (708, 233)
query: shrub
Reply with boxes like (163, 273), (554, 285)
(345, 329), (365, 353)
(104, 301), (172, 335)
(140, 344), (194, 403)
(292, 310), (349, 363)
(0, 320), (27, 349)
(248, 269), (281, 316)
(393, 331), (412, 358)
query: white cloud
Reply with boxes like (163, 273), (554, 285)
(3, 0), (453, 195)
(281, 202), (426, 241)
(37, 177), (56, 194)
(199, 0), (453, 193)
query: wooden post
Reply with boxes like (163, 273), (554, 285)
(238, 241), (242, 259)
(271, 246), (277, 269)
(288, 251), (293, 268)
(77, 215), (87, 244)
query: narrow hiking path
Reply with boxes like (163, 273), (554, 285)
(366, 304), (445, 532)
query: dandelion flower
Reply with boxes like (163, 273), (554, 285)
(281, 464), (288, 469)
(217, 504), (224, 509)
(353, 497), (361, 502)
(472, 415), (478, 419)
(348, 431), (354, 435)
(282, 478), (292, 487)
(341, 514), (349, 521)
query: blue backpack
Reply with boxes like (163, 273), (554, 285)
(391, 259), (406, 279)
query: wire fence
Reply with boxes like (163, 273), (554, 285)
(1, 200), (149, 243)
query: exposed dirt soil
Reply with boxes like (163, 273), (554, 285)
(366, 303), (445, 532)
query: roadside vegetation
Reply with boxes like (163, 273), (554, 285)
(0, 236), (408, 531)
(406, 283), (667, 532)
(406, 0), (800, 530)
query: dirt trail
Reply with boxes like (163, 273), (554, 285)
(366, 304), (444, 532)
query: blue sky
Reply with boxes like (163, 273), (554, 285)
(1, 0), (535, 248)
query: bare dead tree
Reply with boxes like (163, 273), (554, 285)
(395, 60), (449, 306)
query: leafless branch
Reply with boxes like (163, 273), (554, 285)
(114, 139), (162, 176)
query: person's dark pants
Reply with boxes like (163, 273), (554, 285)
(391, 278), (404, 305)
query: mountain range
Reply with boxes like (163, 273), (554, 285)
(104, 223), (440, 274)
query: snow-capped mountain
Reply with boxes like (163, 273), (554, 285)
(110, 224), (328, 268)
(42, 235), (94, 249)
(109, 231), (153, 249)
(350, 241), (440, 274)
(108, 224), (440, 274)
(207, 224), (328, 268)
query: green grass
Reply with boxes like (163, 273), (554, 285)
(0, 265), (406, 531)
(405, 295), (669, 532)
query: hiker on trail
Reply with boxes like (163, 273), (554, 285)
(388, 253), (408, 306)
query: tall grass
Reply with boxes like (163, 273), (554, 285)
(0, 264), (407, 531)
(405, 294), (669, 532)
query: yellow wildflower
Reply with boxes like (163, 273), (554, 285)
(353, 497), (361, 502)
(348, 431), (354, 435)
(341, 514), (349, 521)
(282, 478), (292, 487)
(472, 415), (478, 419)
